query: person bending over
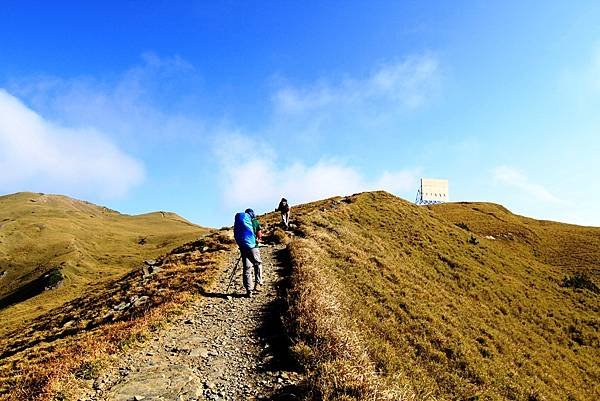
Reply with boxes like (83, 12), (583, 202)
(233, 209), (263, 297)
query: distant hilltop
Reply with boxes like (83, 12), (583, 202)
(0, 191), (208, 335)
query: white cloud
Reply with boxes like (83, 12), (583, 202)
(374, 170), (418, 194)
(273, 55), (440, 114)
(0, 89), (144, 198)
(215, 134), (419, 212)
(7, 53), (206, 147)
(3, 53), (438, 224)
(492, 166), (564, 204)
(215, 57), (431, 211)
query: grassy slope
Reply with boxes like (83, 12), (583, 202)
(0, 230), (235, 400)
(0, 192), (208, 335)
(0, 190), (236, 400)
(287, 191), (599, 401)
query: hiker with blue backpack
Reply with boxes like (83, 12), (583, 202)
(233, 208), (263, 298)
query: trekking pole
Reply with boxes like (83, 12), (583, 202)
(226, 256), (242, 293)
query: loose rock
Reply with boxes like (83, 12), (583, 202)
(77, 244), (302, 401)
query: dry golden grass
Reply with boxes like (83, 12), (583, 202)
(284, 191), (599, 401)
(3, 191), (598, 400)
(287, 237), (419, 401)
(0, 192), (209, 336)
(0, 224), (235, 400)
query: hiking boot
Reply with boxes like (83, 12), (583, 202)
(246, 290), (253, 298)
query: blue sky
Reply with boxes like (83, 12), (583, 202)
(1, 1), (599, 227)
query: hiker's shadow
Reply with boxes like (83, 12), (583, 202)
(253, 247), (307, 400)
(254, 247), (296, 371)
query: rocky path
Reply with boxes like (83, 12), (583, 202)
(80, 244), (301, 401)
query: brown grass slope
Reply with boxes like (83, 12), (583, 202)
(285, 191), (599, 401)
(0, 227), (235, 400)
(0, 192), (209, 336)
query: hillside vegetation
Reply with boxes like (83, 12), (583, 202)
(1, 191), (598, 401)
(0, 230), (234, 400)
(0, 192), (208, 336)
(285, 191), (599, 401)
(0, 192), (235, 400)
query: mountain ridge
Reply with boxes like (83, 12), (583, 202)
(0, 190), (598, 401)
(0, 191), (210, 336)
(284, 191), (599, 400)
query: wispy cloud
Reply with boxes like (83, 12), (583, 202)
(0, 89), (144, 198)
(215, 134), (419, 212)
(492, 166), (564, 204)
(213, 56), (435, 213)
(3, 52), (433, 222)
(7, 53), (206, 147)
(273, 54), (440, 115)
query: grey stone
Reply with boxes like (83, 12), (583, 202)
(149, 266), (162, 274)
(133, 296), (149, 307)
(90, 245), (305, 401)
(113, 302), (130, 311)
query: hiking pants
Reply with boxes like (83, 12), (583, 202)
(240, 246), (262, 291)
(281, 211), (290, 227)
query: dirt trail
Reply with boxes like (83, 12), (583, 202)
(79, 244), (302, 401)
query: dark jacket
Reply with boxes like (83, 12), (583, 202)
(277, 200), (289, 213)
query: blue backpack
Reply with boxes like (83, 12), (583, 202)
(233, 212), (255, 249)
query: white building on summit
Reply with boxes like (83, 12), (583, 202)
(415, 178), (449, 205)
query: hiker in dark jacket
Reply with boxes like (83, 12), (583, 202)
(233, 209), (263, 297)
(276, 198), (290, 229)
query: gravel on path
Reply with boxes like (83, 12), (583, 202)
(78, 244), (302, 401)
